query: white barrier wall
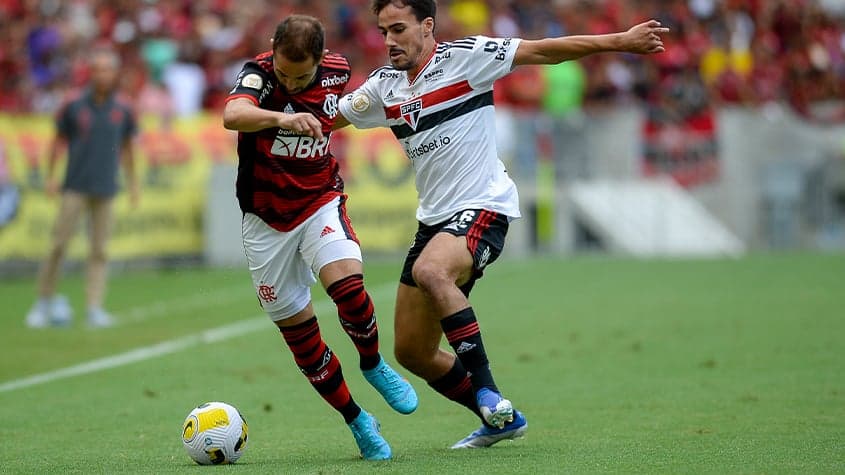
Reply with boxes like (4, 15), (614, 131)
(548, 105), (845, 251)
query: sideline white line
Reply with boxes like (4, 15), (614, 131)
(0, 283), (396, 394)
(0, 318), (266, 394)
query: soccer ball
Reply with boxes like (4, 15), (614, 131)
(181, 402), (249, 465)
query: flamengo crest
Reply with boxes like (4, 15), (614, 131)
(323, 93), (338, 118)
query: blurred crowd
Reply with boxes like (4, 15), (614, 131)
(0, 0), (843, 122)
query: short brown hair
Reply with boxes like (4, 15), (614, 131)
(371, 0), (437, 22)
(272, 15), (324, 63)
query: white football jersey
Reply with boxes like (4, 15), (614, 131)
(339, 35), (523, 225)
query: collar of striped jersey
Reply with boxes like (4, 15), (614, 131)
(407, 44), (439, 86)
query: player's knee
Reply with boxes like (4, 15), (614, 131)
(411, 260), (449, 292)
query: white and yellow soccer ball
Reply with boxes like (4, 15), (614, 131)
(181, 402), (248, 465)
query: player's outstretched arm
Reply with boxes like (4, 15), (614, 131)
(223, 98), (323, 139)
(513, 20), (669, 66)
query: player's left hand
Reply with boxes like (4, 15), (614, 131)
(623, 20), (669, 54)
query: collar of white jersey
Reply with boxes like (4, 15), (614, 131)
(407, 44), (439, 86)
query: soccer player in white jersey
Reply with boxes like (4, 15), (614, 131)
(333, 0), (669, 448)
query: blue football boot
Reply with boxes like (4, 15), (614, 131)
(362, 356), (418, 414)
(476, 387), (514, 429)
(348, 411), (392, 460)
(451, 410), (528, 449)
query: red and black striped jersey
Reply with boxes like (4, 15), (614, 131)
(226, 50), (351, 231)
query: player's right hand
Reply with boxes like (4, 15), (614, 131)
(278, 112), (324, 141)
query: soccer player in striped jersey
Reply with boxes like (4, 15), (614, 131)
(222, 14), (417, 461)
(334, 0), (668, 449)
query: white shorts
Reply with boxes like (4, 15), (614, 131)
(242, 196), (362, 321)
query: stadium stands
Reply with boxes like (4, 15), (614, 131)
(0, 0), (842, 120)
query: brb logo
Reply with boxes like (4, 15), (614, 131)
(271, 131), (331, 159)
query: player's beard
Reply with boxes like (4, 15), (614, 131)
(281, 82), (306, 95)
(389, 34), (424, 71)
(388, 49), (414, 70)
(280, 70), (318, 95)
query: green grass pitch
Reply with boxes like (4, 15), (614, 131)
(0, 254), (843, 473)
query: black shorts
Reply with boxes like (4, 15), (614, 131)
(400, 209), (509, 296)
